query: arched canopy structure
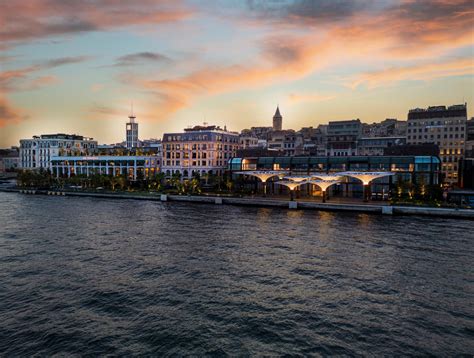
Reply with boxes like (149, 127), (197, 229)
(235, 171), (286, 183)
(341, 171), (394, 202)
(341, 171), (394, 185)
(311, 173), (344, 181)
(307, 179), (341, 192)
(275, 180), (308, 200)
(235, 170), (288, 196)
(284, 175), (313, 182)
(275, 180), (308, 191)
(308, 179), (341, 202)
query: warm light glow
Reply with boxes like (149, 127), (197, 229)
(284, 175), (313, 182)
(236, 171), (287, 183)
(311, 173), (344, 181)
(275, 180), (307, 191)
(340, 172), (395, 185)
(307, 179), (340, 192)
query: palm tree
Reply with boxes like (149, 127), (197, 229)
(109, 176), (118, 191)
(117, 175), (128, 191)
(170, 172), (182, 189)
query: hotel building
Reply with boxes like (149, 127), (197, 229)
(19, 134), (97, 170)
(407, 104), (467, 184)
(162, 125), (241, 178)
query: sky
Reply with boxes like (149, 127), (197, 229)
(0, 0), (473, 147)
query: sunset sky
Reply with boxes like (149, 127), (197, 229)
(1, 0), (473, 147)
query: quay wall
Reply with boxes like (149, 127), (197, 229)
(1, 188), (473, 219)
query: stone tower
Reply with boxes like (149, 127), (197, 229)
(273, 106), (282, 131)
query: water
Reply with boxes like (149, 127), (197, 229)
(0, 192), (473, 356)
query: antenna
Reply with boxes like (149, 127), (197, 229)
(128, 101), (136, 123)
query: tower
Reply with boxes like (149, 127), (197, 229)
(126, 107), (139, 149)
(273, 106), (282, 131)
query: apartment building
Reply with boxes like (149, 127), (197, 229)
(407, 104), (467, 184)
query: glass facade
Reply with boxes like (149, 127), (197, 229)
(229, 155), (441, 185)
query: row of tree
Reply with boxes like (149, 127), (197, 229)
(16, 169), (236, 195)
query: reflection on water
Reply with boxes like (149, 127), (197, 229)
(0, 192), (472, 356)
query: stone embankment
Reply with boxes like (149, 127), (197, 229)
(2, 188), (473, 219)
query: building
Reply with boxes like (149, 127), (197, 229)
(363, 118), (407, 137)
(273, 106), (282, 131)
(458, 149), (474, 190)
(267, 130), (304, 156)
(162, 125), (241, 178)
(50, 155), (160, 181)
(384, 143), (439, 157)
(0, 148), (19, 173)
(326, 119), (362, 156)
(407, 104), (467, 184)
(357, 136), (406, 156)
(126, 113), (139, 149)
(19, 134), (97, 170)
(466, 117), (474, 152)
(239, 135), (259, 149)
(229, 155), (441, 198)
(299, 125), (328, 156)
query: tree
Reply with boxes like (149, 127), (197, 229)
(109, 176), (118, 191)
(117, 175), (127, 191)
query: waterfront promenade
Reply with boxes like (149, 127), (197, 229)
(3, 187), (473, 219)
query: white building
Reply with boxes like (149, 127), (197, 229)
(19, 134), (97, 170)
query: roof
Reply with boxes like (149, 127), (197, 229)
(274, 106), (281, 117)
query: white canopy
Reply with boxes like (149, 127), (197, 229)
(340, 171), (395, 185)
(275, 180), (308, 191)
(307, 179), (341, 192)
(235, 171), (287, 183)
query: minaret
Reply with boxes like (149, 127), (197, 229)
(126, 104), (139, 149)
(273, 106), (282, 131)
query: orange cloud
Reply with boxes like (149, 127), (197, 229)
(350, 58), (474, 89)
(288, 93), (336, 103)
(117, 1), (472, 123)
(0, 0), (192, 46)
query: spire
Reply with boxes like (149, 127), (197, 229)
(274, 105), (281, 117)
(128, 101), (136, 123)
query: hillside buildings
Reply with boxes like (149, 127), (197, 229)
(19, 134), (97, 169)
(407, 104), (467, 184)
(161, 125), (240, 178)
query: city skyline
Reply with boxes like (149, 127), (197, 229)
(1, 0), (473, 147)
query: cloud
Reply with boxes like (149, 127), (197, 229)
(0, 55), (90, 125)
(42, 56), (91, 68)
(0, 0), (193, 47)
(89, 103), (123, 116)
(245, 0), (381, 25)
(113, 52), (172, 67)
(113, 0), (472, 123)
(288, 93), (336, 103)
(0, 56), (89, 91)
(350, 57), (474, 89)
(0, 96), (25, 128)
